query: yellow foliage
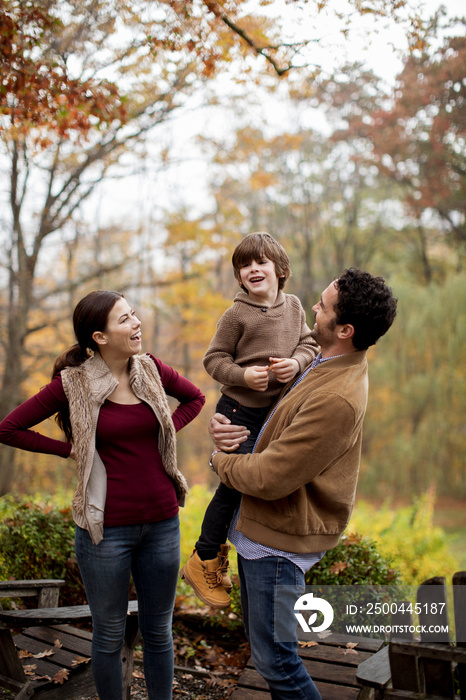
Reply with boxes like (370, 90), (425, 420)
(348, 491), (459, 584)
(249, 170), (277, 190)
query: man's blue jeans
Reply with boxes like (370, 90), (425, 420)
(75, 515), (180, 700)
(238, 554), (322, 700)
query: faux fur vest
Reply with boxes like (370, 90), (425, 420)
(61, 353), (188, 544)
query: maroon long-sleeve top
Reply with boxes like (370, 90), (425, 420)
(0, 355), (205, 526)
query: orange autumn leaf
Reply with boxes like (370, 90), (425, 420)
(52, 669), (69, 685)
(23, 664), (37, 675)
(71, 656), (91, 666)
(32, 648), (54, 659)
(18, 650), (33, 658)
(329, 560), (348, 574)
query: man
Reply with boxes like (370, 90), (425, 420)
(208, 268), (397, 700)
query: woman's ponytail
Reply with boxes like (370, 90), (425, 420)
(52, 343), (87, 378)
(52, 344), (88, 442)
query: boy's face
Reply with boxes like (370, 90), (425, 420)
(239, 256), (282, 305)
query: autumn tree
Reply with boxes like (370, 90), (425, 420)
(0, 0), (424, 494)
(0, 0), (313, 493)
(368, 17), (466, 247)
(312, 16), (466, 281)
(198, 123), (401, 311)
(361, 272), (466, 497)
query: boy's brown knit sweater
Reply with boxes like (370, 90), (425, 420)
(203, 290), (319, 408)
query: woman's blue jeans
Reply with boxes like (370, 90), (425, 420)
(75, 515), (180, 700)
(238, 554), (322, 700)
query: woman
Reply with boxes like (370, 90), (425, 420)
(0, 290), (205, 700)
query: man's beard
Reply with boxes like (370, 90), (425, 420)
(310, 318), (337, 348)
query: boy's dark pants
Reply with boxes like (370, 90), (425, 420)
(195, 395), (270, 561)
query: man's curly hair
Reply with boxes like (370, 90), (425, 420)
(335, 269), (397, 350)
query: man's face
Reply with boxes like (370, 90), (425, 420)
(311, 281), (339, 349)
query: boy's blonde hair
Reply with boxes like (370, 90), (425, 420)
(232, 232), (291, 292)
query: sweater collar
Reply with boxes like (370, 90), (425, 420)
(233, 289), (286, 309)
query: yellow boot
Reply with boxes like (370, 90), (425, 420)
(217, 544), (233, 593)
(180, 550), (231, 609)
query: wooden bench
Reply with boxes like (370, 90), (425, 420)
(356, 570), (466, 699)
(0, 580), (139, 700)
(231, 630), (385, 699)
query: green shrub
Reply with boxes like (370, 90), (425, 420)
(306, 532), (401, 586)
(306, 533), (403, 637)
(0, 495), (85, 606)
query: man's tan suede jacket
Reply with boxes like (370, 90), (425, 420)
(212, 351), (368, 554)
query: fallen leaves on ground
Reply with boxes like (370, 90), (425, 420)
(52, 668), (70, 685)
(71, 656), (91, 666)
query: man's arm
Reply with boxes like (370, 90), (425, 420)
(209, 412), (250, 453)
(210, 392), (358, 499)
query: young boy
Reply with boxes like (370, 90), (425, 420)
(180, 232), (319, 607)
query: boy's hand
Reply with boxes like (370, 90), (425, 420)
(244, 365), (269, 391)
(268, 357), (300, 383)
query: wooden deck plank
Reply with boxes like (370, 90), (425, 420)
(12, 633), (88, 670)
(231, 678), (361, 699)
(246, 644), (373, 669)
(232, 633), (384, 699)
(297, 631), (384, 653)
(314, 680), (361, 700)
(302, 657), (360, 686)
(356, 644), (390, 689)
(297, 642), (373, 666)
(48, 624), (93, 641)
(0, 600), (138, 628)
(23, 626), (92, 657)
(240, 658), (360, 690)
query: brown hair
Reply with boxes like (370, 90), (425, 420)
(231, 232), (291, 292)
(52, 290), (124, 440)
(335, 269), (397, 350)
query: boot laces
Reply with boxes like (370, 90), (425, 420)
(204, 567), (224, 589)
(219, 556), (230, 575)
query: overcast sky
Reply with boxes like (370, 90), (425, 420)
(92, 0), (464, 229)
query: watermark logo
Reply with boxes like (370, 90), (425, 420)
(294, 592), (334, 633)
(276, 585), (455, 643)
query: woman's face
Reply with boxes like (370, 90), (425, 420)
(94, 297), (142, 358)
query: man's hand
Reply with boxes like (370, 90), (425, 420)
(268, 357), (300, 383)
(69, 445), (76, 460)
(244, 365), (269, 391)
(209, 412), (250, 452)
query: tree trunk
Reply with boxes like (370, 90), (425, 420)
(0, 301), (28, 494)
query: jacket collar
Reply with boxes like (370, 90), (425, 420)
(314, 350), (367, 369)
